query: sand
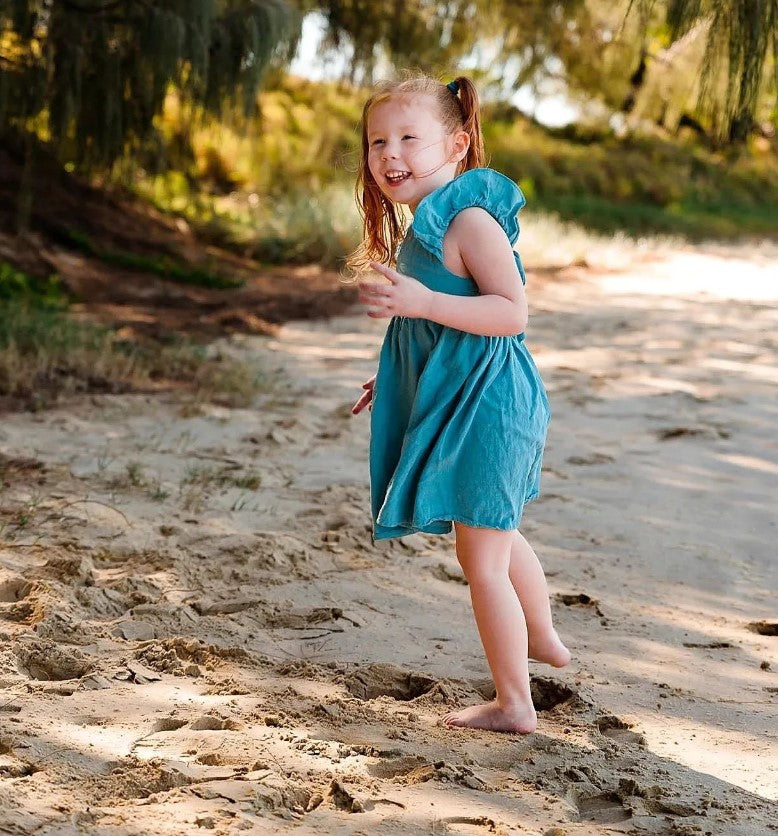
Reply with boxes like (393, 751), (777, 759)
(1, 241), (776, 834)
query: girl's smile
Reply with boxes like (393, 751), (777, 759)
(384, 170), (412, 185)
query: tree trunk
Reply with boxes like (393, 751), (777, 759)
(15, 132), (34, 235)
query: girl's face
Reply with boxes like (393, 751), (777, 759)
(366, 94), (469, 212)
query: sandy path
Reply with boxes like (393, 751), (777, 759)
(1, 245), (776, 834)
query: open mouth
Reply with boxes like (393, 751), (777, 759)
(385, 171), (411, 185)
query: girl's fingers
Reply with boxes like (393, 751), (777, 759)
(358, 287), (392, 317)
(358, 292), (389, 305)
(352, 389), (373, 414)
(358, 282), (392, 296)
(368, 261), (400, 284)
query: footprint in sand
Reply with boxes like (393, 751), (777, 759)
(571, 788), (632, 824)
(344, 663), (438, 701)
(365, 754), (431, 780)
(150, 718), (188, 733)
(566, 452), (615, 466)
(0, 576), (34, 603)
(473, 675), (578, 712)
(746, 620), (778, 636)
(555, 592), (604, 618)
(438, 815), (502, 833)
(0, 577), (41, 625)
(570, 778), (707, 825)
(0, 737), (37, 778)
(431, 562), (468, 585)
(656, 424), (731, 440)
(327, 778), (405, 814)
(596, 715), (646, 747)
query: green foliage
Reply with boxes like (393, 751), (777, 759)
(0, 296), (130, 399)
(301, 1), (595, 90)
(145, 76), (363, 193)
(245, 184), (362, 265)
(61, 228), (243, 289)
(0, 261), (67, 307)
(300, 1), (776, 141)
(485, 108), (778, 238)
(128, 76), (778, 260)
(0, 0), (294, 168)
(128, 76), (365, 264)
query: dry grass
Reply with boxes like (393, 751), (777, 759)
(0, 296), (268, 410)
(518, 212), (681, 271)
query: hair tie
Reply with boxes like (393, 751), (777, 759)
(446, 80), (459, 95)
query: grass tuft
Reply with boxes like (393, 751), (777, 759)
(0, 262), (266, 410)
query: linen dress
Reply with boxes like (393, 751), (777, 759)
(369, 167), (550, 541)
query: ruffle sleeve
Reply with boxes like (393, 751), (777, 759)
(411, 167), (527, 283)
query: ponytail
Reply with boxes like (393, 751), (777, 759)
(448, 76), (486, 172)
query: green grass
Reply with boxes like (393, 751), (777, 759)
(0, 261), (68, 307)
(133, 170), (363, 268)
(531, 193), (778, 240)
(0, 262), (265, 408)
(486, 116), (778, 240)
(61, 228), (244, 289)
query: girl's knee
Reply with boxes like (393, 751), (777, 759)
(459, 561), (509, 588)
(454, 526), (513, 585)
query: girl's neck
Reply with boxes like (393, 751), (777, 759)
(408, 171), (459, 214)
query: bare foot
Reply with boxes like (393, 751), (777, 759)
(528, 629), (571, 668)
(442, 699), (537, 734)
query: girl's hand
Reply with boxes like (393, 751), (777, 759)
(351, 374), (376, 415)
(358, 261), (434, 319)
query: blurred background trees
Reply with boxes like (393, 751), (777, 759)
(1, 0), (777, 251)
(304, 0), (777, 142)
(1, 0), (776, 406)
(0, 0), (293, 229)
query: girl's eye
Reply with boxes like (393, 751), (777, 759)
(371, 139), (385, 146)
(402, 135), (416, 140)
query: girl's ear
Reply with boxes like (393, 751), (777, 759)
(451, 129), (470, 163)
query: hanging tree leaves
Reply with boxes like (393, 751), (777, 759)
(0, 0), (294, 168)
(299, 0), (592, 89)
(633, 0), (778, 140)
(303, 0), (775, 141)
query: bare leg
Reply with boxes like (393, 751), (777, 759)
(442, 523), (537, 733)
(509, 530), (571, 668)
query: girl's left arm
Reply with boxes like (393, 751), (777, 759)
(358, 208), (528, 337)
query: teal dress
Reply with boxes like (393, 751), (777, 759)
(369, 167), (550, 541)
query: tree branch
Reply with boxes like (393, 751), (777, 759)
(58, 0), (140, 14)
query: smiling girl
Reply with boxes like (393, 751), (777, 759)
(350, 74), (569, 734)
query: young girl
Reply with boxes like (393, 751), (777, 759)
(350, 74), (570, 734)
